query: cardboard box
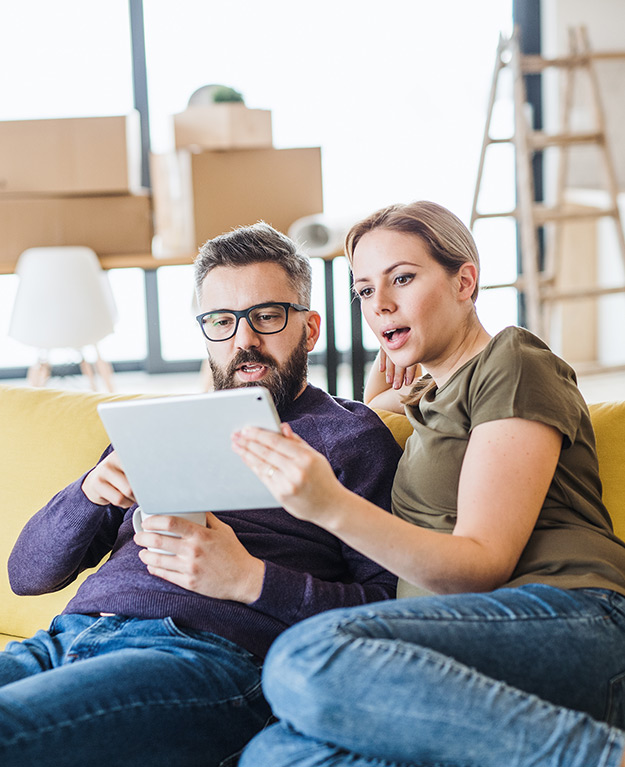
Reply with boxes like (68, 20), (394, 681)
(0, 114), (142, 195)
(0, 193), (153, 269)
(151, 147), (323, 255)
(173, 105), (273, 151)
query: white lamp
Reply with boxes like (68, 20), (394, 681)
(9, 246), (118, 390)
(288, 215), (351, 259)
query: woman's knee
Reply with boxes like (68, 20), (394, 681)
(262, 608), (358, 724)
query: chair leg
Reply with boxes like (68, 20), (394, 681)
(79, 358), (98, 391)
(26, 360), (51, 388)
(94, 347), (114, 393)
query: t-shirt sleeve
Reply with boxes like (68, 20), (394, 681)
(467, 329), (583, 446)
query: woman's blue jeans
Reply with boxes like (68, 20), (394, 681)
(0, 614), (272, 767)
(240, 585), (625, 767)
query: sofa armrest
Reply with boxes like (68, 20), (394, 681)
(0, 384), (142, 640)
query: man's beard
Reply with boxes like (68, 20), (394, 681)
(209, 328), (309, 411)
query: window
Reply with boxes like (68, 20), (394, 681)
(1, 1), (515, 391)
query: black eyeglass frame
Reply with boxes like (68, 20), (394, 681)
(196, 301), (309, 342)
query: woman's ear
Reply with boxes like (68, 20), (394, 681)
(456, 262), (478, 302)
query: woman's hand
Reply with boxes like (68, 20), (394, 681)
(379, 347), (420, 390)
(81, 450), (136, 508)
(231, 423), (348, 528)
(364, 348), (421, 411)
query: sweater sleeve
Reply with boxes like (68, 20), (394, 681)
(251, 549), (396, 625)
(8, 447), (128, 596)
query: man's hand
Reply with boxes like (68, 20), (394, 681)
(81, 450), (136, 508)
(134, 513), (266, 604)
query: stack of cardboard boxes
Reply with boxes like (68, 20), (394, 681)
(0, 105), (324, 268)
(151, 102), (324, 255)
(0, 113), (154, 271)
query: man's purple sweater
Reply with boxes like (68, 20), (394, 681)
(9, 385), (401, 658)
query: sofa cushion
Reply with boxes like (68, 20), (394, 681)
(0, 633), (26, 648)
(1, 390), (622, 649)
(588, 401), (625, 541)
(0, 384), (141, 644)
(374, 409), (413, 450)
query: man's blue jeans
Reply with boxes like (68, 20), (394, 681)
(240, 585), (625, 767)
(0, 614), (272, 767)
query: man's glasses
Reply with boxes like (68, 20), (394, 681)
(196, 302), (309, 342)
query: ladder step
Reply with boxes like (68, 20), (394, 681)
(529, 131), (604, 150)
(472, 210), (517, 222)
(481, 281), (520, 291)
(486, 137), (514, 145)
(482, 274), (553, 292)
(520, 53), (591, 73)
(520, 50), (625, 74)
(542, 284), (625, 302)
(533, 204), (619, 225)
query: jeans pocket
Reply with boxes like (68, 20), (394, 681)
(162, 617), (258, 663)
(605, 670), (625, 727)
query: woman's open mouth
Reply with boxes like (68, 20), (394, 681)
(382, 327), (410, 350)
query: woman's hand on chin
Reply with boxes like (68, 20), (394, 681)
(380, 347), (421, 389)
(363, 348), (421, 412)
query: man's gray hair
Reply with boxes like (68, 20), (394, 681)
(194, 222), (312, 306)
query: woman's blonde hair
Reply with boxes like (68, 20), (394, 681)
(345, 200), (480, 302)
(345, 201), (481, 406)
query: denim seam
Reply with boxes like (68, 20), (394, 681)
(336, 617), (615, 637)
(604, 669), (625, 725)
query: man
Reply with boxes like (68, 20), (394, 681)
(4, 223), (402, 767)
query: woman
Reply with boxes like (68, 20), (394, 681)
(233, 201), (625, 767)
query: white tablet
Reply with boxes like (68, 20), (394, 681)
(97, 387), (281, 513)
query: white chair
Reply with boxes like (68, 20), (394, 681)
(9, 246), (118, 391)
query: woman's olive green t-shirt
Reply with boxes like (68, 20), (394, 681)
(393, 326), (625, 599)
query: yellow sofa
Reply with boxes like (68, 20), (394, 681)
(1, 383), (624, 650)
